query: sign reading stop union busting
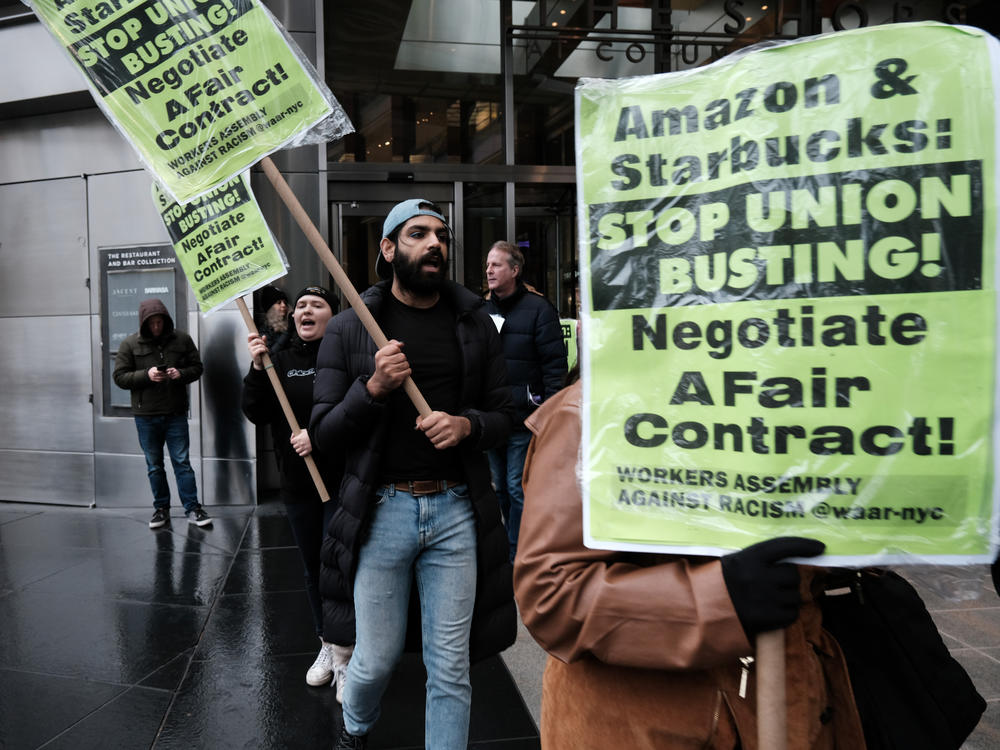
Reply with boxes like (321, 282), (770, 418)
(576, 22), (1000, 565)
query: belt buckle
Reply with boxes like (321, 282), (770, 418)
(406, 479), (446, 496)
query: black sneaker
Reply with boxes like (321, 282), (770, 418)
(334, 729), (367, 750)
(188, 506), (212, 527)
(149, 508), (169, 529)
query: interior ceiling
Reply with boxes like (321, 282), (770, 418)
(323, 0), (996, 104)
(326, 0), (412, 87)
(325, 0), (491, 101)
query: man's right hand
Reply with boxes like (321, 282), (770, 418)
(147, 366), (166, 382)
(367, 339), (411, 400)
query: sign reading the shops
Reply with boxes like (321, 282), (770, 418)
(575, 22), (1000, 564)
(153, 172), (286, 313)
(24, 0), (344, 203)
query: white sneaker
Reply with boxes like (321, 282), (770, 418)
(330, 643), (354, 705)
(333, 664), (347, 704)
(306, 641), (334, 686)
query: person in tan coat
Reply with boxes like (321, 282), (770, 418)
(513, 381), (866, 750)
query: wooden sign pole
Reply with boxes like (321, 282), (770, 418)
(756, 629), (787, 750)
(258, 156), (432, 417)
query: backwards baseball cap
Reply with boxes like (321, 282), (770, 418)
(375, 198), (449, 280)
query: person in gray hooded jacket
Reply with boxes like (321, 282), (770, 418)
(113, 298), (211, 529)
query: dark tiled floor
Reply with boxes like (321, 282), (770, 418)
(0, 502), (540, 749)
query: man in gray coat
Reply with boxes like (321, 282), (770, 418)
(113, 298), (211, 529)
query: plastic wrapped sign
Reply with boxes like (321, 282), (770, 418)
(576, 22), (1000, 565)
(152, 171), (287, 313)
(25, 0), (351, 203)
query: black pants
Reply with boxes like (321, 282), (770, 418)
(282, 493), (336, 639)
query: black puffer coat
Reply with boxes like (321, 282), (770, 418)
(485, 283), (567, 427)
(310, 281), (517, 658)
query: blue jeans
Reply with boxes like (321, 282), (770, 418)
(134, 415), (200, 513)
(487, 430), (532, 562)
(343, 483), (477, 749)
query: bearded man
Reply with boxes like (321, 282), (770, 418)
(310, 199), (516, 750)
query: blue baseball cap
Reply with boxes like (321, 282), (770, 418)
(376, 199), (449, 279)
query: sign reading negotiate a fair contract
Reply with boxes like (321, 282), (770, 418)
(25, 0), (344, 202)
(153, 172), (286, 313)
(576, 22), (1000, 565)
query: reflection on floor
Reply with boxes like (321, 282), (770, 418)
(0, 501), (540, 749)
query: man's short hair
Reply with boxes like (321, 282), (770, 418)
(490, 241), (524, 273)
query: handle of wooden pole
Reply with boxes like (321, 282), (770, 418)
(756, 628), (787, 750)
(237, 297), (330, 502)
(258, 156), (432, 417)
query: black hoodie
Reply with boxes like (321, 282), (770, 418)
(112, 298), (203, 415)
(242, 333), (343, 501)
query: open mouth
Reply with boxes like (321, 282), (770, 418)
(421, 251), (444, 271)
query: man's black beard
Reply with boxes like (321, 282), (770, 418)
(392, 250), (446, 295)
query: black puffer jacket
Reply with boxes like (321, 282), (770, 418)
(310, 281), (517, 657)
(485, 283), (567, 427)
(241, 335), (342, 501)
(113, 299), (203, 415)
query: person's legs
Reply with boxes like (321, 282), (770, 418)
(487, 445), (510, 522)
(502, 430), (532, 561)
(342, 486), (418, 737)
(283, 497), (326, 637)
(135, 416), (170, 509)
(163, 414), (200, 513)
(415, 483), (477, 750)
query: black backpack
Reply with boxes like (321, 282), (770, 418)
(819, 569), (986, 750)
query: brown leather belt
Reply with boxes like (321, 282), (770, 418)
(383, 479), (462, 497)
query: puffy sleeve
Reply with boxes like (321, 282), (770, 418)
(513, 382), (752, 670)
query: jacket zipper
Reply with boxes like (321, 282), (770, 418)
(738, 655), (754, 699)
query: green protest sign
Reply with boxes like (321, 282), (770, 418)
(26, 0), (348, 203)
(576, 22), (1000, 564)
(153, 172), (286, 313)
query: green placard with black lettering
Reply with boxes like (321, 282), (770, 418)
(153, 172), (286, 313)
(576, 22), (1000, 564)
(26, 0), (339, 203)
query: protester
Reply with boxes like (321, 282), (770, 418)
(484, 240), (566, 560)
(513, 379), (866, 749)
(113, 298), (211, 529)
(311, 199), (516, 750)
(257, 284), (290, 353)
(242, 286), (353, 696)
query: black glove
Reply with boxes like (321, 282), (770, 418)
(720, 536), (826, 637)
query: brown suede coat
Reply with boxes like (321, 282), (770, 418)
(513, 383), (866, 750)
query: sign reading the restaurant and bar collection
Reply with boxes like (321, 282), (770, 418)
(576, 22), (1000, 564)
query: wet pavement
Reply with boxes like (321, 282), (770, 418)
(2, 499), (999, 749)
(0, 501), (540, 749)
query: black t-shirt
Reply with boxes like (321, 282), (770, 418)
(378, 293), (465, 482)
